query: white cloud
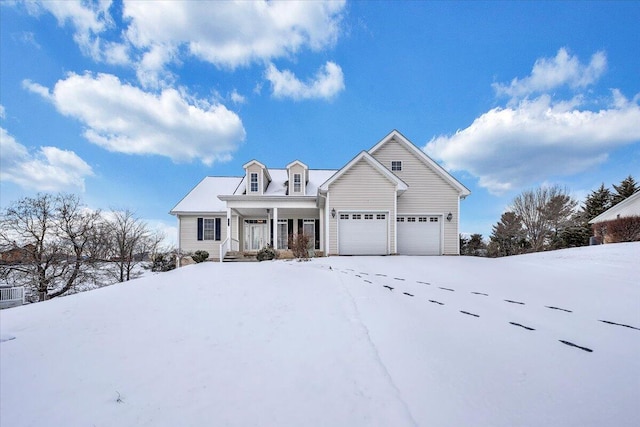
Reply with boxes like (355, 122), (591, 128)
(22, 0), (114, 61)
(425, 93), (640, 195)
(123, 1), (344, 69)
(493, 48), (607, 99)
(266, 61), (345, 100)
(25, 72), (246, 165)
(0, 127), (94, 192)
(230, 90), (246, 105)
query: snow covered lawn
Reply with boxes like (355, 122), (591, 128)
(1, 243), (639, 426)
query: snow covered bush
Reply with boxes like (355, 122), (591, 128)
(192, 250), (209, 263)
(256, 246), (277, 261)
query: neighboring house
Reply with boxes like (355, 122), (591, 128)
(170, 130), (471, 261)
(588, 191), (640, 243)
(0, 244), (34, 264)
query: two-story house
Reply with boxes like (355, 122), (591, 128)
(170, 130), (470, 261)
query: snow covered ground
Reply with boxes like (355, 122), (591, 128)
(1, 243), (639, 426)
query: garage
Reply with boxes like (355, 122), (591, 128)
(397, 215), (442, 255)
(338, 212), (388, 255)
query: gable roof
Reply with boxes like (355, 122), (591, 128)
(286, 160), (308, 170)
(318, 151), (408, 193)
(369, 129), (471, 197)
(588, 191), (640, 224)
(170, 176), (243, 214)
(243, 159), (272, 182)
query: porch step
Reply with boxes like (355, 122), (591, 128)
(223, 251), (258, 263)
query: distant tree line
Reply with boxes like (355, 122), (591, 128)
(0, 193), (174, 302)
(460, 175), (639, 257)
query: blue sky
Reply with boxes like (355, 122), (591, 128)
(1, 1), (639, 244)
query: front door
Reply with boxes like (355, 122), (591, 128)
(244, 220), (268, 251)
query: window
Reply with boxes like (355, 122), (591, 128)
(197, 217), (221, 241)
(250, 173), (258, 192)
(391, 161), (402, 171)
(364, 214), (374, 220)
(397, 217), (405, 222)
(277, 219), (288, 249)
(293, 173), (301, 193)
(407, 217), (416, 222)
(377, 214), (386, 220)
(203, 219), (215, 240)
(340, 214), (349, 220)
(352, 214), (362, 220)
(430, 217), (439, 222)
(419, 217), (427, 222)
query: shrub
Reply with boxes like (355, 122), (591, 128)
(602, 216), (640, 243)
(151, 252), (176, 272)
(192, 250), (209, 263)
(288, 233), (311, 260)
(256, 245), (277, 261)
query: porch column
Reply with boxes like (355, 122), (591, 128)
(226, 207), (232, 248)
(273, 207), (279, 250)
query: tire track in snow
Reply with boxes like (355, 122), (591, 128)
(333, 268), (419, 426)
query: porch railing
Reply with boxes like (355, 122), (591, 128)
(0, 286), (25, 309)
(220, 237), (240, 262)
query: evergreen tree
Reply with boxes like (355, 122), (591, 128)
(544, 193), (578, 249)
(459, 234), (469, 255)
(489, 211), (526, 257)
(466, 233), (487, 256)
(611, 175), (638, 206)
(581, 184), (612, 221)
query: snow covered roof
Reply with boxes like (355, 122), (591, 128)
(234, 169), (337, 196)
(589, 191), (640, 224)
(170, 176), (243, 214)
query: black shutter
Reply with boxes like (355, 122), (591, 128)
(298, 219), (303, 234)
(287, 219), (293, 245)
(197, 218), (203, 241)
(215, 218), (221, 241)
(315, 219), (320, 250)
(270, 219), (273, 246)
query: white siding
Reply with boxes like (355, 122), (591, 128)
(179, 215), (228, 260)
(327, 159), (397, 255)
(288, 163), (307, 195)
(372, 139), (461, 255)
(245, 163), (268, 195)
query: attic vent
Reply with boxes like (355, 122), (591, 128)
(391, 161), (402, 171)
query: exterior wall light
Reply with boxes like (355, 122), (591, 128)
(331, 208), (336, 218)
(446, 212), (453, 221)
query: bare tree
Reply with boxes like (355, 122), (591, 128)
(0, 193), (100, 300)
(511, 185), (578, 252)
(105, 209), (160, 282)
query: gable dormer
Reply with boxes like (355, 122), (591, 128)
(286, 160), (309, 195)
(243, 160), (271, 195)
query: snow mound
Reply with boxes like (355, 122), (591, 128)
(1, 243), (638, 427)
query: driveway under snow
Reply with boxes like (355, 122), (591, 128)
(1, 243), (639, 426)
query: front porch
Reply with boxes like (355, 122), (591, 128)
(218, 197), (325, 261)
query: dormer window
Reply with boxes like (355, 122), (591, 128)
(293, 173), (302, 193)
(250, 173), (258, 192)
(391, 161), (402, 171)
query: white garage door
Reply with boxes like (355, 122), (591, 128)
(338, 212), (388, 255)
(397, 215), (441, 255)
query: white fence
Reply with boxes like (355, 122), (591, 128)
(0, 286), (25, 309)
